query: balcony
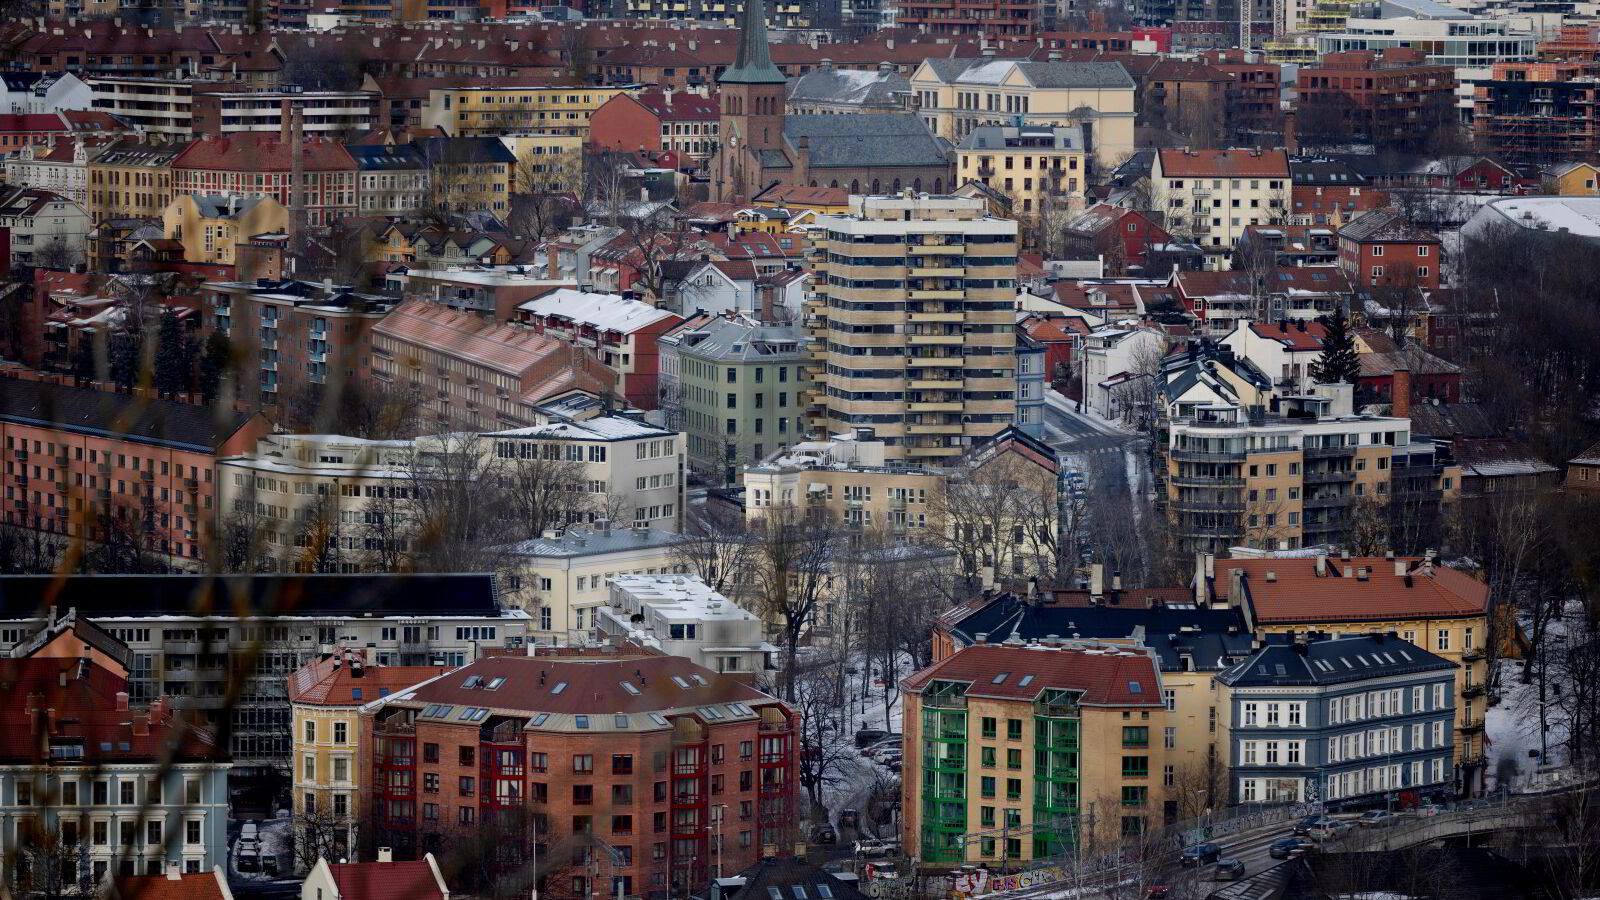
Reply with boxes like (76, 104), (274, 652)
(908, 289), (965, 300)
(1175, 499), (1245, 513)
(909, 312), (965, 323)
(908, 423), (963, 434)
(909, 333), (964, 345)
(1303, 494), (1350, 509)
(1304, 469), (1355, 484)
(1170, 448), (1244, 463)
(1171, 474), (1245, 488)
(1461, 648), (1486, 662)
(1461, 683), (1486, 699)
(910, 378), (962, 389)
(910, 243), (965, 255)
(910, 266), (965, 278)
(1461, 718), (1485, 733)
(1305, 445), (1355, 459)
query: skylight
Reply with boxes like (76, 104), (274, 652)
(620, 681), (641, 695)
(1127, 681), (1143, 693)
(672, 676), (691, 689)
(992, 672), (1011, 685)
(552, 681), (568, 695)
(615, 714), (630, 728)
(486, 677), (506, 690)
(575, 715), (590, 729)
(649, 713), (670, 726)
(1018, 675), (1034, 687)
(690, 674), (708, 686)
(531, 713), (550, 726)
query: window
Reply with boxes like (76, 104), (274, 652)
(574, 755), (594, 773)
(1436, 629), (1451, 652)
(1163, 727), (1176, 750)
(424, 743), (440, 763)
(980, 777), (996, 798)
(460, 746), (475, 766)
(981, 717), (997, 739)
(1122, 726), (1149, 748)
(1121, 786), (1147, 807)
(334, 722), (347, 744)
(1006, 748), (1022, 769)
(1121, 756), (1149, 778)
(1006, 719), (1023, 740)
(981, 746), (996, 768)
(1006, 779), (1022, 801)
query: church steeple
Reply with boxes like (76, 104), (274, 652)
(720, 0), (787, 85)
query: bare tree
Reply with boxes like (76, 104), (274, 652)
(673, 504), (755, 598)
(927, 447), (1061, 592)
(749, 502), (838, 699)
(790, 661), (857, 811)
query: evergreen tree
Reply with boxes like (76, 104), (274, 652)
(107, 326), (142, 391)
(153, 309), (190, 396)
(1311, 307), (1360, 384)
(70, 338), (96, 384)
(199, 331), (232, 403)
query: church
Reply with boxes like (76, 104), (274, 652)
(712, 0), (954, 202)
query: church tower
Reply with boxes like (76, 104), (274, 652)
(715, 0), (788, 200)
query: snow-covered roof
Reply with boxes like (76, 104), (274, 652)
(484, 415), (671, 442)
(517, 287), (678, 334)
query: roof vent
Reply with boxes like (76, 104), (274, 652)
(1264, 571), (1276, 582)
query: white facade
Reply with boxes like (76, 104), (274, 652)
(1317, 16), (1539, 67)
(0, 189), (91, 269)
(0, 73), (92, 115)
(1150, 152), (1290, 257)
(1081, 326), (1169, 420)
(5, 139), (92, 208)
(1221, 322), (1324, 392)
(499, 523), (688, 645)
(89, 78), (194, 137)
(596, 574), (775, 679)
(484, 416), (684, 532)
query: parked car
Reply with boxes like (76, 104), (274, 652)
(1213, 859), (1246, 881)
(840, 809), (860, 827)
(1416, 803), (1444, 818)
(855, 729), (889, 749)
(812, 824), (838, 844)
(1145, 882), (1170, 899)
(1358, 810), (1398, 828)
(855, 839), (890, 858)
(1293, 815), (1338, 836)
(1179, 843), (1222, 867)
(1269, 837), (1315, 860)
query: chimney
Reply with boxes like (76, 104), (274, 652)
(165, 861), (182, 880)
(1089, 563), (1105, 599)
(1343, 566), (1354, 578)
(1265, 570), (1276, 582)
(1394, 559), (1407, 577)
(1111, 572), (1122, 591)
(115, 691), (129, 711)
(1315, 553), (1327, 577)
(1193, 553), (1211, 604)
(132, 715), (150, 737)
(1392, 367), (1411, 419)
(1227, 568), (1244, 606)
(378, 847), (394, 863)
(1422, 549), (1435, 576)
(1356, 567), (1369, 581)
(974, 633), (988, 645)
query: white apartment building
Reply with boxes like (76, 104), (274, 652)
(89, 77), (195, 137)
(1152, 148), (1291, 259)
(0, 72), (92, 115)
(1317, 16), (1538, 68)
(595, 574), (776, 680)
(484, 415), (684, 532)
(498, 523), (688, 645)
(1080, 326), (1169, 421)
(5, 138), (94, 208)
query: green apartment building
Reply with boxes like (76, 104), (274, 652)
(659, 313), (813, 484)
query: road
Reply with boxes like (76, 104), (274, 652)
(1041, 392), (1146, 497)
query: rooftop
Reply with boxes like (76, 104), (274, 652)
(902, 641), (1165, 707)
(1157, 148), (1290, 178)
(288, 651), (451, 707)
(0, 378), (257, 454)
(1219, 633), (1454, 687)
(485, 414), (672, 442)
(517, 287), (680, 334)
(502, 522), (682, 558)
(1204, 556), (1488, 625)
(0, 574), (509, 620)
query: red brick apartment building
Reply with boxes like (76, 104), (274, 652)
(1296, 49), (1455, 149)
(363, 654), (796, 900)
(894, 0), (1042, 35)
(0, 378), (269, 565)
(171, 132), (358, 227)
(1337, 209), (1442, 292)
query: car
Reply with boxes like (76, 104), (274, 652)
(1179, 843), (1222, 867)
(855, 729), (889, 749)
(240, 822), (259, 842)
(812, 824), (838, 844)
(855, 839), (890, 858)
(1269, 837), (1315, 860)
(1293, 815), (1337, 836)
(1358, 810), (1398, 828)
(1145, 882), (1170, 899)
(1309, 821), (1352, 842)
(840, 809), (860, 827)
(1461, 797), (1495, 811)
(1415, 803), (1443, 818)
(1213, 859), (1246, 881)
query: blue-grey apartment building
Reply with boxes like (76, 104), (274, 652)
(1218, 632), (1456, 809)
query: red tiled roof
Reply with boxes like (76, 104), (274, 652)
(173, 133), (356, 173)
(1208, 557), (1488, 624)
(1248, 320), (1328, 351)
(1157, 147), (1289, 178)
(636, 89), (719, 121)
(902, 643), (1164, 706)
(386, 654), (775, 717)
(0, 113), (66, 133)
(1019, 313), (1091, 342)
(110, 871), (229, 900)
(754, 184), (848, 207)
(0, 658), (223, 763)
(288, 652), (450, 706)
(1053, 281), (1141, 310)
(328, 859), (445, 900)
(60, 110), (126, 132)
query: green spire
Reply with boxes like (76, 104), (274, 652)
(720, 0), (787, 85)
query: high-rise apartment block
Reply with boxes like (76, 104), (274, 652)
(807, 194), (1019, 464)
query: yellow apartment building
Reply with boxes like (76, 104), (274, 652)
(1199, 552), (1493, 795)
(903, 641), (1172, 867)
(908, 58), (1135, 167)
(955, 124), (1088, 219)
(288, 650), (449, 865)
(163, 193), (288, 266)
(87, 138), (182, 223)
(422, 84), (630, 138)
(500, 132), (584, 193)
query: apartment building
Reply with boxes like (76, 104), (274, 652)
(908, 58), (1135, 166)
(1289, 157), (1384, 228)
(347, 143), (430, 216)
(289, 650), (451, 864)
(0, 186), (92, 270)
(596, 574), (775, 680)
(742, 431), (942, 534)
(5, 137), (103, 208)
(1163, 383), (1441, 553)
(0, 649), (231, 882)
(1171, 267), (1352, 336)
(500, 132), (583, 193)
(807, 194), (1019, 464)
(87, 137), (183, 223)
(902, 641), (1170, 866)
(1200, 553), (1490, 794)
(485, 415), (684, 531)
(361, 653), (797, 899)
(171, 133), (358, 228)
(1080, 326), (1169, 422)
(588, 90), (721, 162)
(1296, 49), (1456, 149)
(400, 267), (571, 321)
(190, 87), (377, 137)
(205, 278), (397, 411)
(0, 379), (267, 567)
(418, 136), (516, 214)
(936, 580), (1256, 815)
(0, 71), (92, 116)
(0, 573), (532, 778)
(421, 84), (630, 138)
(162, 193), (288, 266)
(658, 314), (811, 484)
(1470, 61), (1598, 165)
(1337, 209), (1443, 293)
(955, 124), (1087, 218)
(514, 289), (684, 410)
(498, 522), (687, 644)
(89, 78), (197, 137)
(1150, 148), (1290, 258)
(1316, 17), (1538, 70)
(1218, 632), (1456, 806)
(370, 300), (616, 432)
(894, 0), (1043, 34)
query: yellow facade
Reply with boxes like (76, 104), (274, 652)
(1542, 163), (1600, 196)
(289, 701), (363, 851)
(88, 155), (176, 223)
(500, 132), (584, 194)
(162, 194), (288, 266)
(423, 85), (630, 138)
(908, 61), (1136, 168)
(956, 145), (1087, 218)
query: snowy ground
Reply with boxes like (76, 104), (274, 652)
(1485, 606), (1582, 792)
(1043, 390), (1138, 438)
(229, 816), (295, 884)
